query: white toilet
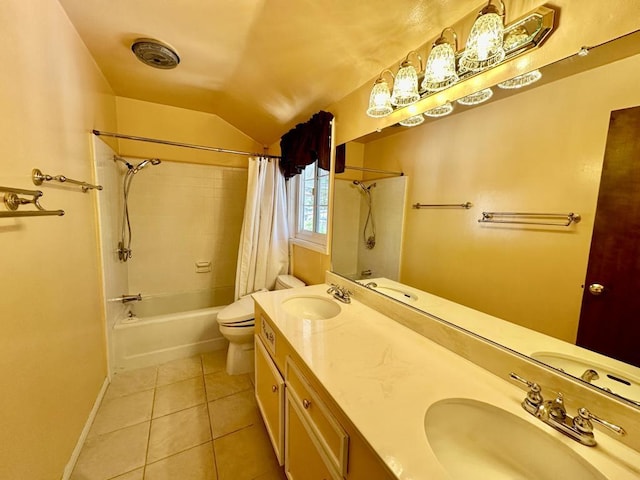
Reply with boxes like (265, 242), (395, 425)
(217, 274), (305, 375)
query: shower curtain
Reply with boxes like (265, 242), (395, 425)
(234, 157), (289, 299)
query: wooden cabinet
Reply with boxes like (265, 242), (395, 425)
(286, 358), (348, 478)
(255, 336), (285, 465)
(285, 392), (339, 480)
(255, 306), (395, 480)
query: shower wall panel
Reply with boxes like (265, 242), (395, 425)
(127, 160), (247, 306)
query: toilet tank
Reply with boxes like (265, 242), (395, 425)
(275, 274), (305, 290)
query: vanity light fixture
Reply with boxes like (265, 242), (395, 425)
(390, 52), (423, 107)
(422, 28), (459, 92)
(457, 87), (494, 106)
(460, 0), (506, 72)
(424, 102), (454, 118)
(497, 69), (542, 89)
(364, 4), (555, 120)
(399, 114), (425, 127)
(366, 70), (395, 118)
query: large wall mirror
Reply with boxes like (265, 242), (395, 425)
(332, 30), (640, 410)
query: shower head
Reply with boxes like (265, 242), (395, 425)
(132, 158), (161, 174)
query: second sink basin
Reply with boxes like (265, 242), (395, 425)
(424, 398), (606, 480)
(281, 295), (341, 320)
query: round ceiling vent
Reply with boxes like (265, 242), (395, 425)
(131, 38), (180, 69)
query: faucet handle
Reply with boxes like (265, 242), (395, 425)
(509, 373), (543, 414)
(574, 407), (626, 436)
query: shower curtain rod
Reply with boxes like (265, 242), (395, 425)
(92, 130), (281, 160)
(344, 165), (404, 176)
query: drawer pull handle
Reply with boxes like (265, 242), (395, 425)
(302, 398), (312, 409)
(271, 384), (278, 393)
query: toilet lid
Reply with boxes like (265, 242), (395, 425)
(217, 295), (255, 325)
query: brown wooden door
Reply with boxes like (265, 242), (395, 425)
(577, 106), (640, 368)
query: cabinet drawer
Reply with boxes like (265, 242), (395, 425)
(255, 336), (285, 465)
(286, 358), (349, 477)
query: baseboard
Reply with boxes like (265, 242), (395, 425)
(61, 376), (110, 480)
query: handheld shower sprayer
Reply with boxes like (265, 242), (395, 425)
(114, 156), (162, 261)
(352, 180), (377, 249)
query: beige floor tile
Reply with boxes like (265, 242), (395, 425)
(89, 389), (154, 437)
(153, 376), (206, 418)
(201, 349), (227, 375)
(105, 366), (157, 400)
(208, 390), (260, 438)
(145, 442), (217, 480)
(70, 422), (149, 480)
(156, 356), (203, 386)
(147, 404), (212, 463)
(204, 371), (252, 401)
(111, 468), (144, 480)
(214, 422), (280, 480)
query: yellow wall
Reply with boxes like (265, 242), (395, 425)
(115, 97), (263, 167)
(358, 53), (640, 343)
(0, 2), (117, 479)
(292, 244), (331, 286)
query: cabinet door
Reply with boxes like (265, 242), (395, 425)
(255, 336), (285, 465)
(285, 394), (339, 480)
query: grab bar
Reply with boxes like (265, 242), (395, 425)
(32, 168), (102, 192)
(479, 211), (581, 226)
(0, 185), (64, 217)
(413, 202), (473, 209)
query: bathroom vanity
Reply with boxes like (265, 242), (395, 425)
(252, 282), (640, 479)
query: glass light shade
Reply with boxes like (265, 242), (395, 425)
(460, 12), (505, 71)
(457, 88), (493, 106)
(399, 114), (425, 127)
(390, 64), (420, 106)
(424, 102), (454, 118)
(497, 69), (542, 89)
(366, 80), (393, 117)
(422, 43), (459, 92)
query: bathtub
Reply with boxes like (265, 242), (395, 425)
(112, 290), (229, 371)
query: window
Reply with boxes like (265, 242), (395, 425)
(292, 160), (329, 249)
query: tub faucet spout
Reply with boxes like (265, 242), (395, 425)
(121, 293), (142, 304)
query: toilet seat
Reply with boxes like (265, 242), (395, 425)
(217, 295), (255, 327)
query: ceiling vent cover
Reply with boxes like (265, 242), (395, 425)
(131, 39), (180, 69)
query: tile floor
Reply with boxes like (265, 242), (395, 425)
(71, 350), (286, 480)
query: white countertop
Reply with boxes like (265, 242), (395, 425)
(253, 284), (640, 480)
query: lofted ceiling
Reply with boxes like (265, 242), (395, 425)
(58, 0), (484, 145)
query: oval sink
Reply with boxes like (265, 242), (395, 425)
(281, 295), (341, 320)
(373, 285), (418, 303)
(425, 398), (606, 480)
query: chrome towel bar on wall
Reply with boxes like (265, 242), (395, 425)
(478, 211), (581, 226)
(0, 185), (64, 217)
(413, 202), (473, 209)
(32, 168), (102, 192)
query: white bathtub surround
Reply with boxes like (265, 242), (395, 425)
(235, 157), (289, 299)
(332, 176), (407, 280)
(113, 292), (227, 371)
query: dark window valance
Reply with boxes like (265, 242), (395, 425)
(279, 110), (345, 178)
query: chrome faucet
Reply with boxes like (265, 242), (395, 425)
(327, 284), (352, 304)
(364, 281), (378, 288)
(121, 293), (142, 304)
(509, 373), (626, 446)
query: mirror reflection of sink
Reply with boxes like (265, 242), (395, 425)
(360, 281), (418, 303)
(281, 295), (341, 320)
(531, 352), (640, 405)
(424, 398), (606, 480)
(373, 285), (418, 303)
